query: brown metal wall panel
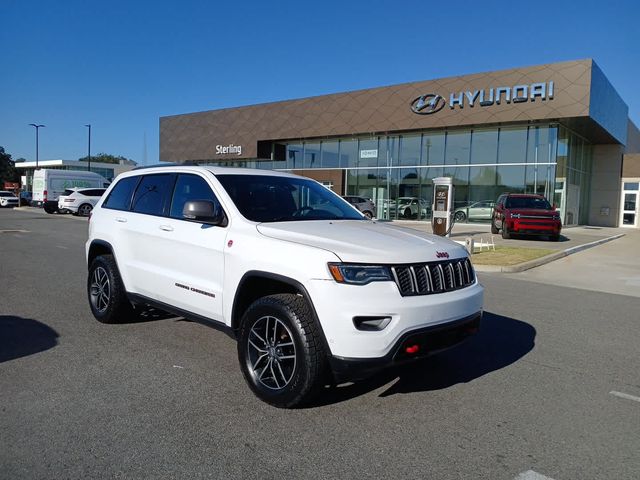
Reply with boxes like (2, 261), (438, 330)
(623, 154), (640, 177)
(160, 59), (595, 162)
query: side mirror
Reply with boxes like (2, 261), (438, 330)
(183, 200), (225, 225)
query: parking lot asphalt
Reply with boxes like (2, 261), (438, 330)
(1, 208), (639, 480)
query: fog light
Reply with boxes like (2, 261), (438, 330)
(353, 316), (392, 331)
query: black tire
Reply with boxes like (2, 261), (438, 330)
(363, 211), (373, 219)
(78, 203), (93, 216)
(87, 255), (135, 324)
(403, 207), (412, 219)
(44, 205), (56, 214)
(491, 221), (499, 234)
(237, 293), (327, 408)
(454, 211), (467, 222)
(501, 223), (511, 239)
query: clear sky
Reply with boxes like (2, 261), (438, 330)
(1, 0), (639, 165)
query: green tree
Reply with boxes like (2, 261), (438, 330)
(78, 153), (136, 165)
(0, 146), (20, 184)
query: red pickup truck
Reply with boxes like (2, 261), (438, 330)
(491, 193), (562, 241)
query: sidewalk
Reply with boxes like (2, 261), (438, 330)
(512, 228), (640, 298)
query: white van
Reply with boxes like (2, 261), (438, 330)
(32, 169), (110, 213)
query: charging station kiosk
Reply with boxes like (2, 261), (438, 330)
(431, 177), (454, 237)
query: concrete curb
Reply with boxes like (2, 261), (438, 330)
(473, 233), (626, 273)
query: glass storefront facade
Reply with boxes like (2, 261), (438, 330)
(205, 123), (593, 226)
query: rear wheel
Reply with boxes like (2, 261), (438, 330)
(237, 294), (327, 408)
(87, 255), (134, 324)
(78, 203), (93, 216)
(44, 205), (56, 214)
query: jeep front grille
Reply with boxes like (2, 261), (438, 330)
(391, 258), (475, 296)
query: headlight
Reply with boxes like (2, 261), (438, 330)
(328, 263), (393, 285)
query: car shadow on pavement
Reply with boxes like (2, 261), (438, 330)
(0, 316), (59, 363)
(311, 311), (536, 407)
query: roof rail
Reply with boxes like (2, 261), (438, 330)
(132, 161), (200, 170)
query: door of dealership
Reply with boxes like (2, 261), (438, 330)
(620, 180), (639, 227)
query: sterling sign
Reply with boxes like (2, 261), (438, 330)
(410, 81), (554, 115)
(215, 144), (242, 155)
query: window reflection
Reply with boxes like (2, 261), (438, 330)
(284, 124), (591, 225)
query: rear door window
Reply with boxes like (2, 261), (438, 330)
(132, 174), (175, 216)
(103, 177), (140, 211)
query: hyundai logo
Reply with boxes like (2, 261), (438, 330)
(410, 94), (446, 114)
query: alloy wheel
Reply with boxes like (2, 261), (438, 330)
(247, 315), (297, 390)
(90, 266), (111, 313)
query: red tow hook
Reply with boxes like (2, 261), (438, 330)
(405, 344), (420, 355)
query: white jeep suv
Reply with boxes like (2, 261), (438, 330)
(86, 166), (483, 407)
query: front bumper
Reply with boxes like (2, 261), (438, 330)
(329, 312), (481, 381)
(307, 274), (484, 359)
(507, 218), (561, 235)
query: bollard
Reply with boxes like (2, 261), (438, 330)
(464, 237), (474, 254)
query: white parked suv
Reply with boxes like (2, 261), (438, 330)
(86, 166), (483, 407)
(58, 187), (107, 216)
(0, 190), (19, 208)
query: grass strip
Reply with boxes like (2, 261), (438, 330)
(471, 246), (556, 266)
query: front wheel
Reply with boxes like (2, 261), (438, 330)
(237, 294), (327, 408)
(454, 211), (466, 222)
(363, 211), (373, 219)
(491, 221), (499, 234)
(87, 255), (135, 323)
(501, 223), (511, 239)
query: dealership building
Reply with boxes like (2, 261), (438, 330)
(160, 59), (640, 228)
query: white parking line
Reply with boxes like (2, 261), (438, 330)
(514, 470), (556, 480)
(0, 229), (29, 233)
(610, 391), (640, 403)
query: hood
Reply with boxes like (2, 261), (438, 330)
(256, 220), (467, 264)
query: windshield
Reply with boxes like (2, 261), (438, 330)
(216, 174), (364, 222)
(505, 197), (552, 210)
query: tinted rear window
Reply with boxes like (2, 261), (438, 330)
(103, 177), (139, 211)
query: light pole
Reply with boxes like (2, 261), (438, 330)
(84, 124), (91, 172)
(28, 123), (45, 169)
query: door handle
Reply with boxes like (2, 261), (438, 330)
(115, 217), (127, 223)
(159, 225), (174, 232)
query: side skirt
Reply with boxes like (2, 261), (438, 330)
(127, 292), (236, 340)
